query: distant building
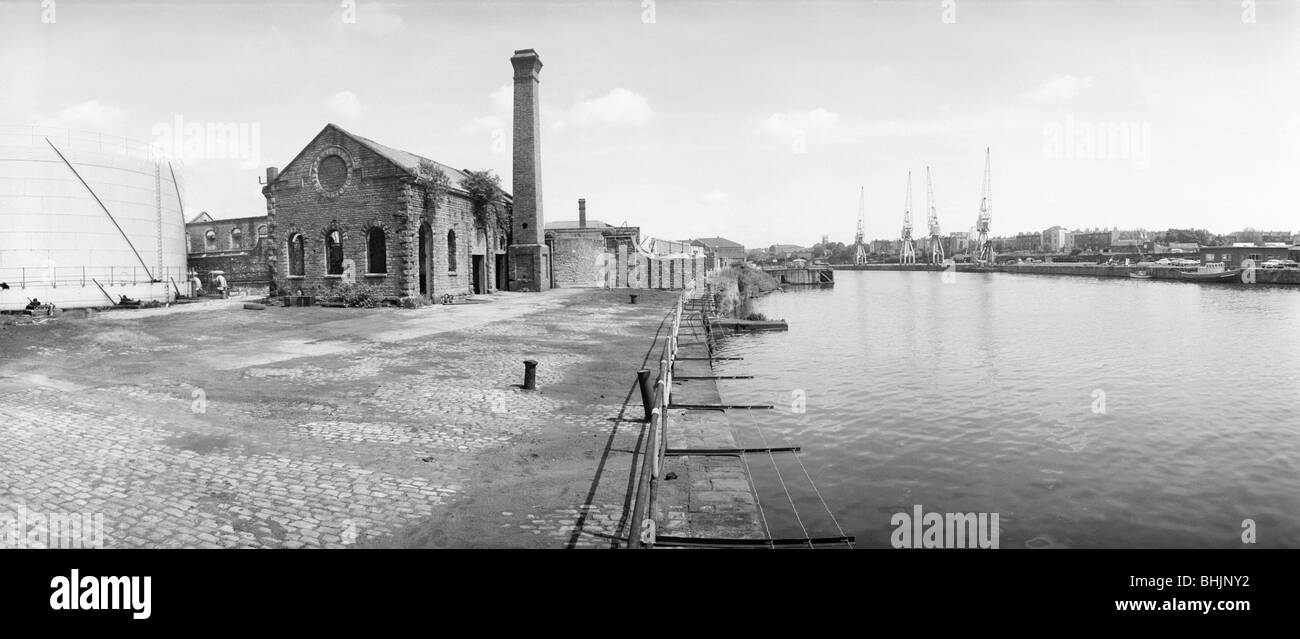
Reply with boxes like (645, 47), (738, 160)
(185, 212), (272, 289)
(869, 239), (895, 255)
(1041, 226), (1070, 252)
(1224, 230), (1293, 245)
(690, 236), (746, 267)
(944, 232), (969, 258)
(545, 199), (640, 288)
(1110, 238), (1143, 252)
(767, 244), (806, 258)
(1072, 228), (1118, 252)
(1200, 245), (1292, 266)
(1010, 232), (1043, 252)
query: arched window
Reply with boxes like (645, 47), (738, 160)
(205, 229), (217, 250)
(367, 228), (387, 274)
(325, 230), (344, 275)
(231, 228), (243, 249)
(288, 234), (305, 276)
(447, 230), (457, 272)
(256, 224), (268, 237)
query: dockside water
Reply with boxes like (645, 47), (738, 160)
(712, 269), (1300, 548)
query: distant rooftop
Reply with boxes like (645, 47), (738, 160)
(545, 220), (615, 230)
(691, 236), (744, 249)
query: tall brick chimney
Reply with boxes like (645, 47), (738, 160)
(506, 48), (551, 291)
(578, 198), (586, 229)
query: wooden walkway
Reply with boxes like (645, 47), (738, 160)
(651, 307), (767, 540)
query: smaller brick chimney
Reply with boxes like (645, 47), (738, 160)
(578, 198), (586, 229)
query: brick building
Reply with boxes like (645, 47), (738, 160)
(262, 123), (508, 302)
(545, 198), (640, 287)
(185, 211), (272, 289)
(1041, 226), (1071, 252)
(943, 232), (969, 258)
(690, 237), (746, 267)
(1010, 232), (1043, 252)
(1200, 245), (1292, 266)
(1072, 228), (1118, 253)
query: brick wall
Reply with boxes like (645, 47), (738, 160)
(186, 216), (267, 255)
(263, 126), (504, 301)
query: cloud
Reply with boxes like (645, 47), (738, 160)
(552, 88), (653, 132)
(326, 91), (364, 120)
(756, 107), (839, 138)
(26, 100), (128, 131)
(460, 84), (512, 134)
(1021, 74), (1095, 103)
(700, 189), (730, 205)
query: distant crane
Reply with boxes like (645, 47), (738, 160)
(975, 148), (994, 265)
(925, 166), (944, 264)
(854, 186), (868, 265)
(899, 172), (917, 264)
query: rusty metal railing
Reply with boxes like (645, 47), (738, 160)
(627, 287), (701, 548)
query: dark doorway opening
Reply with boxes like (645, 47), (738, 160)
(495, 254), (507, 291)
(418, 223), (432, 297)
(471, 255), (485, 294)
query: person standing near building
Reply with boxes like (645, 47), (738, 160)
(189, 271), (203, 297)
(213, 271), (228, 299)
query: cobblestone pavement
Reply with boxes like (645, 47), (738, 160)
(0, 289), (676, 549)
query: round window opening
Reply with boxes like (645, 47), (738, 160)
(318, 155), (348, 191)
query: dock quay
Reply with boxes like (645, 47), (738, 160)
(763, 265), (835, 287)
(627, 291), (853, 548)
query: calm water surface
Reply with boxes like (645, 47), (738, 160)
(712, 270), (1300, 548)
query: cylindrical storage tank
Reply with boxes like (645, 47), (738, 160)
(0, 125), (188, 310)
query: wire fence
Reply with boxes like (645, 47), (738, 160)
(0, 265), (188, 289)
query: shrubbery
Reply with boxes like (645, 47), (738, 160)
(311, 282), (388, 308)
(707, 264), (780, 318)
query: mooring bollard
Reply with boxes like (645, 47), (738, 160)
(629, 294), (639, 304)
(636, 369), (654, 421)
(523, 359), (538, 390)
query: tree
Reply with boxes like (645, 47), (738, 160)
(417, 159), (450, 211)
(1235, 227), (1262, 243)
(459, 169), (510, 235)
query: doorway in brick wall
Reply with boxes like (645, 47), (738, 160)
(419, 222), (432, 297)
(471, 255), (485, 294)
(495, 254), (507, 291)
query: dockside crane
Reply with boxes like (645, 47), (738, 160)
(975, 148), (994, 265)
(900, 172), (917, 264)
(854, 186), (868, 265)
(925, 166), (944, 264)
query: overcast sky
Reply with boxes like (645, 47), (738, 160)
(3, 0), (1297, 248)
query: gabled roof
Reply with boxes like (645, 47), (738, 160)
(189, 211), (213, 224)
(274, 123), (511, 200)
